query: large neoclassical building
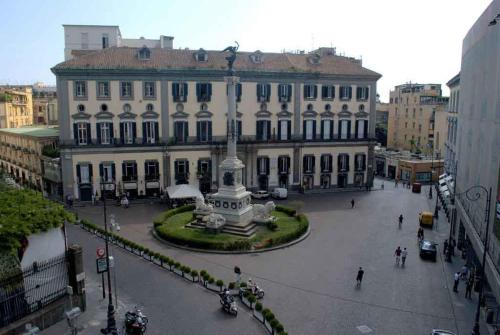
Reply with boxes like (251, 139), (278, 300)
(52, 45), (380, 201)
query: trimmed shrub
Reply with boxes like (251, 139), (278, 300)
(247, 294), (256, 307)
(255, 302), (263, 312)
(276, 324), (284, 333)
(270, 319), (279, 329)
(243, 290), (250, 298)
(200, 270), (207, 277)
(228, 282), (235, 290)
(208, 277), (215, 284)
(174, 262), (181, 269)
(216, 279), (224, 288)
(239, 282), (247, 288)
(153, 204), (196, 227)
(265, 311), (275, 322)
(275, 205), (296, 216)
(190, 269), (198, 279)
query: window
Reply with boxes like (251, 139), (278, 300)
(256, 120), (271, 141)
(195, 52), (207, 62)
(143, 121), (158, 144)
(174, 160), (189, 184)
(356, 86), (369, 100)
(73, 122), (90, 145)
(146, 104), (154, 112)
(77, 164), (92, 184)
(339, 120), (351, 139)
(198, 159), (211, 175)
(172, 83), (188, 102)
(321, 119), (333, 140)
(138, 47), (151, 60)
(338, 154), (349, 172)
(226, 83), (242, 102)
(303, 119), (316, 140)
(120, 121), (136, 144)
(257, 157), (270, 175)
(278, 84), (292, 102)
(97, 81), (110, 98)
(174, 121), (188, 143)
(96, 122), (113, 145)
(303, 84), (317, 100)
(101, 104), (108, 112)
(145, 161), (159, 180)
(196, 83), (212, 102)
(412, 108), (416, 118)
(354, 154), (366, 171)
(102, 34), (109, 49)
(355, 120), (368, 139)
(75, 81), (87, 98)
(321, 154), (333, 172)
(122, 161), (137, 181)
(256, 83), (271, 102)
(405, 122), (408, 128)
(278, 119), (291, 141)
(81, 33), (88, 49)
(303, 155), (315, 174)
(322, 85), (335, 100)
(143, 82), (156, 99)
(412, 122), (415, 129)
(390, 98), (393, 103)
(120, 82), (133, 99)
(99, 163), (115, 183)
(77, 104), (85, 112)
(278, 156), (290, 174)
(196, 120), (212, 142)
(340, 86), (352, 100)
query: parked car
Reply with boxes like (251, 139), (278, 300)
(419, 211), (434, 228)
(419, 240), (437, 261)
(431, 330), (457, 335)
(271, 188), (287, 199)
(251, 190), (270, 199)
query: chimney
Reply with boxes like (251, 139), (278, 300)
(160, 35), (174, 49)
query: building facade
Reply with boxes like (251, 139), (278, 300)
(387, 83), (449, 157)
(63, 25), (174, 60)
(454, 1), (500, 302)
(0, 87), (34, 129)
(375, 102), (389, 146)
(0, 127), (59, 192)
(52, 45), (380, 201)
(33, 83), (58, 125)
(444, 73), (459, 175)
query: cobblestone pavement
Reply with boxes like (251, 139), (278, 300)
(71, 178), (492, 334)
(41, 224), (263, 335)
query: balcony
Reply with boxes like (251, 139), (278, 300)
(145, 174), (160, 182)
(122, 175), (138, 182)
(60, 138), (164, 148)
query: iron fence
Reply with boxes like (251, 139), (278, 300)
(0, 254), (68, 328)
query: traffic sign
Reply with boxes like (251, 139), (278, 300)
(96, 258), (108, 273)
(96, 247), (105, 258)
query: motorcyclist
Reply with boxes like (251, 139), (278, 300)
(220, 289), (233, 304)
(247, 278), (257, 294)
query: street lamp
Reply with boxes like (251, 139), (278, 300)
(100, 183), (118, 335)
(428, 143), (434, 199)
(453, 185), (492, 335)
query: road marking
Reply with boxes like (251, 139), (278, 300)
(357, 325), (373, 333)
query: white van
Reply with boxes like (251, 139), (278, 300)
(271, 188), (288, 199)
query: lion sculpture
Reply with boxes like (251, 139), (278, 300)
(194, 196), (213, 214)
(252, 201), (276, 223)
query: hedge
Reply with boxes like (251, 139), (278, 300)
(274, 205), (296, 217)
(153, 204), (195, 228)
(266, 213), (309, 247)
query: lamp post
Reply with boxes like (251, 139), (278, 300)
(453, 185), (492, 335)
(429, 143), (434, 199)
(100, 183), (118, 335)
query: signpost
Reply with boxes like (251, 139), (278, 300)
(96, 247), (107, 299)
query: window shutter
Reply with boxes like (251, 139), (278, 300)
(278, 157), (283, 172)
(355, 120), (359, 138)
(119, 123), (124, 144)
(142, 122), (146, 143)
(286, 156), (290, 172)
(303, 85), (308, 98)
(266, 121), (271, 140)
(313, 85), (318, 99)
(109, 123), (114, 142)
(76, 165), (81, 183)
(302, 120), (306, 140)
(208, 84), (212, 100)
(320, 120), (324, 139)
(186, 160), (189, 174)
(111, 163), (115, 179)
(99, 163), (104, 177)
(330, 120), (334, 139)
(287, 120), (291, 140)
(208, 121), (212, 140)
(312, 120), (316, 140)
(197, 160), (201, 174)
(88, 164), (93, 179)
(73, 124), (78, 143)
(363, 121), (368, 139)
(122, 162), (126, 177)
(337, 155), (342, 171)
(277, 120), (281, 140)
(347, 120), (351, 139)
(365, 87), (369, 100)
(86, 123), (91, 144)
(321, 155), (325, 171)
(196, 122), (201, 142)
(302, 156), (307, 172)
(237, 120), (242, 137)
(144, 161), (148, 176)
(346, 155), (350, 171)
(312, 156), (316, 172)
(256, 121), (262, 140)
(172, 83), (179, 100)
(356, 87), (361, 100)
(154, 122), (159, 141)
(174, 161), (179, 175)
(132, 122), (137, 143)
(348, 86), (352, 99)
(265, 157), (270, 175)
(321, 86), (326, 99)
(362, 155), (366, 170)
(328, 155), (333, 172)
(183, 83), (188, 101)
(196, 83), (201, 101)
(265, 84), (271, 101)
(256, 84), (261, 99)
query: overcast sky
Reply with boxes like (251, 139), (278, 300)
(0, 0), (492, 101)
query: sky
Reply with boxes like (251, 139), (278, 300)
(0, 0), (493, 101)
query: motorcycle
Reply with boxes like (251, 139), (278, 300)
(240, 284), (265, 299)
(219, 291), (238, 316)
(124, 307), (148, 335)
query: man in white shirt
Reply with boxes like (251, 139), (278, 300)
(401, 248), (408, 266)
(453, 272), (460, 292)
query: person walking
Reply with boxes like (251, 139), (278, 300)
(394, 246), (402, 266)
(351, 199), (355, 209)
(443, 240), (449, 256)
(465, 277), (473, 299)
(356, 267), (364, 287)
(398, 214), (404, 228)
(451, 238), (456, 256)
(453, 272), (460, 292)
(417, 227), (424, 242)
(401, 248), (408, 266)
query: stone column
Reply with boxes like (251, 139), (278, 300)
(225, 76), (239, 159)
(67, 244), (86, 311)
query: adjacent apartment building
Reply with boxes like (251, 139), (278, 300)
(52, 28), (380, 201)
(444, 73), (459, 175)
(33, 82), (58, 125)
(0, 86), (34, 129)
(454, 1), (500, 303)
(387, 83), (449, 157)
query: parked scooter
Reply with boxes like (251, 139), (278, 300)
(240, 279), (265, 299)
(124, 306), (148, 335)
(219, 290), (238, 316)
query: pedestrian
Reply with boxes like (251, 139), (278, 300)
(381, 182), (384, 190)
(453, 272), (460, 292)
(465, 277), (473, 299)
(443, 240), (449, 256)
(401, 248), (408, 266)
(417, 227), (424, 242)
(351, 198), (355, 208)
(356, 267), (364, 287)
(394, 246), (402, 266)
(91, 193), (96, 205)
(461, 264), (468, 280)
(395, 179), (398, 188)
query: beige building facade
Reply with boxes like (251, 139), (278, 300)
(52, 45), (380, 201)
(387, 83), (449, 157)
(0, 87), (34, 129)
(33, 83), (58, 125)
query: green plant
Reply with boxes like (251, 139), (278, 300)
(200, 270), (207, 277)
(265, 311), (275, 322)
(262, 308), (271, 318)
(275, 205), (296, 216)
(216, 279), (224, 289)
(228, 282), (235, 290)
(255, 302), (263, 312)
(239, 282), (247, 288)
(276, 323), (284, 332)
(270, 319), (279, 329)
(247, 294), (256, 307)
(190, 269), (198, 281)
(174, 262), (181, 269)
(266, 221), (278, 231)
(243, 290), (250, 298)
(208, 277), (215, 284)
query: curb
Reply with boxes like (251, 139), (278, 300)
(151, 225), (311, 254)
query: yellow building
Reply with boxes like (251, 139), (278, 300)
(0, 87), (34, 129)
(387, 83), (449, 157)
(52, 46), (381, 201)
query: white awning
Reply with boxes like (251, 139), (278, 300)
(166, 184), (203, 199)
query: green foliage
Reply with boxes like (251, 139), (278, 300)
(0, 93), (12, 102)
(41, 145), (59, 158)
(216, 279), (224, 287)
(255, 302), (263, 311)
(190, 269), (198, 277)
(200, 270), (207, 277)
(265, 311), (275, 322)
(153, 205), (195, 228)
(276, 324), (284, 332)
(247, 294), (257, 304)
(239, 282), (247, 288)
(270, 319), (279, 329)
(275, 205), (296, 216)
(208, 276), (215, 284)
(174, 262), (181, 269)
(0, 187), (75, 254)
(228, 282), (235, 290)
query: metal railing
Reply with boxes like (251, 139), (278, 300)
(0, 254), (68, 328)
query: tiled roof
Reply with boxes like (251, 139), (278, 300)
(0, 126), (59, 138)
(52, 47), (381, 78)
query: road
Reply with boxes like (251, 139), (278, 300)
(71, 178), (489, 334)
